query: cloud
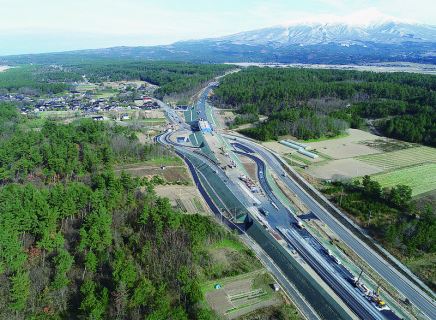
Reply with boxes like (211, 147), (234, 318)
(1, 0), (435, 55)
(376, 0), (436, 24)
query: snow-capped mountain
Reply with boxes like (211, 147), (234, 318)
(214, 9), (436, 47)
(5, 10), (436, 65)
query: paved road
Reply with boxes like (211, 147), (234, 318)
(228, 136), (436, 320)
(196, 87), (214, 121)
(155, 99), (191, 130)
(156, 86), (420, 319)
(241, 233), (320, 320)
(234, 150), (392, 320)
(157, 132), (324, 319)
(279, 227), (383, 320)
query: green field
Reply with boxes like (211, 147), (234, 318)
(369, 163), (436, 197)
(356, 146), (436, 169)
(142, 118), (166, 122)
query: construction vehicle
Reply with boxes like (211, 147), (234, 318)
(352, 270), (370, 295)
(352, 271), (390, 311)
(240, 175), (258, 193)
(369, 287), (388, 310)
(296, 219), (305, 229)
(220, 142), (226, 154)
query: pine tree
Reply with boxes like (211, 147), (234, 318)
(9, 269), (31, 312)
(51, 249), (74, 290)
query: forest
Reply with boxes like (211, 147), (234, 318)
(61, 61), (234, 98)
(213, 67), (436, 144)
(0, 102), (265, 319)
(0, 102), (177, 184)
(0, 171), (255, 319)
(323, 177), (436, 259)
(0, 61), (235, 100)
(0, 66), (74, 94)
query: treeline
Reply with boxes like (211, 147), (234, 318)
(214, 67), (434, 112)
(240, 107), (349, 141)
(213, 67), (436, 143)
(0, 66), (75, 94)
(0, 104), (177, 183)
(0, 102), (261, 318)
(324, 176), (436, 256)
(0, 61), (235, 99)
(62, 61), (235, 98)
(0, 169), (251, 318)
(0, 102), (21, 136)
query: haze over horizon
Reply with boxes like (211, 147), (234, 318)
(1, 0), (435, 56)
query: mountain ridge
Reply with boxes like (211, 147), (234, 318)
(2, 10), (436, 65)
(204, 11), (436, 47)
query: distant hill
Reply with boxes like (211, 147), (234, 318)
(2, 10), (436, 65)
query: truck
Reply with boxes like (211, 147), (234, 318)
(332, 255), (342, 265)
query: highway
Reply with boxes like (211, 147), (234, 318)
(155, 83), (436, 319)
(227, 135), (436, 320)
(155, 99), (191, 130)
(156, 136), (326, 319)
(278, 227), (383, 320)
(234, 150), (396, 320)
(161, 127), (385, 319)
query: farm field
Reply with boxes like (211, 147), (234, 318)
(154, 185), (211, 215)
(356, 146), (436, 170)
(204, 272), (280, 319)
(306, 158), (383, 181)
(369, 163), (436, 197)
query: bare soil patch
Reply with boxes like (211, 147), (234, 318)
(414, 189), (436, 212)
(154, 185), (210, 215)
(305, 129), (380, 149)
(307, 159), (383, 181)
(221, 111), (235, 126)
(161, 166), (190, 183)
(114, 162), (191, 183)
(237, 154), (258, 182)
(214, 109), (228, 129)
(315, 143), (382, 160)
(270, 172), (309, 214)
(114, 163), (163, 178)
(358, 138), (416, 152)
(0, 66), (13, 72)
(205, 272), (279, 319)
(261, 141), (283, 154)
(135, 133), (149, 144)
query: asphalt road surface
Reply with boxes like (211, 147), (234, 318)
(228, 136), (436, 320)
(156, 85), (433, 319)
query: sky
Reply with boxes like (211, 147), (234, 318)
(1, 0), (435, 56)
